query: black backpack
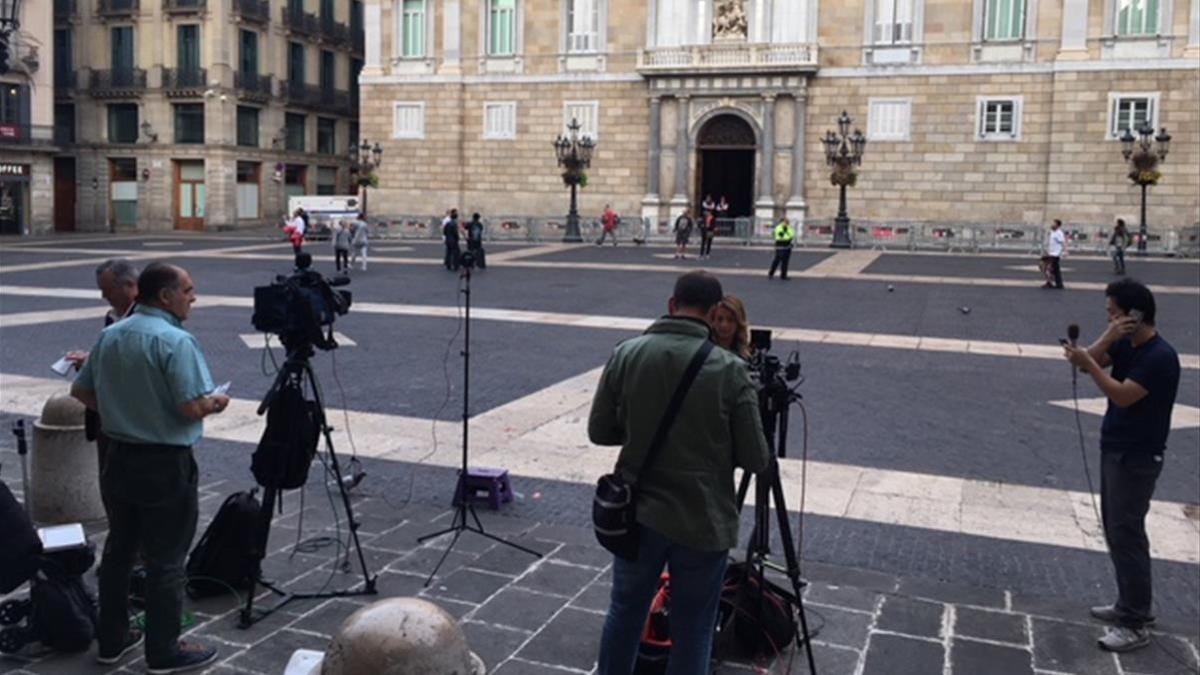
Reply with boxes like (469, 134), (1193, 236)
(185, 490), (262, 598)
(715, 562), (797, 661)
(252, 381), (320, 490)
(30, 557), (98, 653)
(0, 482), (41, 594)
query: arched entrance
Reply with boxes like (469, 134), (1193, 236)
(695, 114), (756, 219)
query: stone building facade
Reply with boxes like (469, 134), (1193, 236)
(0, 0), (55, 236)
(359, 0), (1200, 233)
(22, 0), (364, 235)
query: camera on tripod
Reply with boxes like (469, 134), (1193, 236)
(251, 252), (352, 352)
(748, 328), (802, 392)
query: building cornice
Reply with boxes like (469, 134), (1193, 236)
(816, 57), (1200, 79)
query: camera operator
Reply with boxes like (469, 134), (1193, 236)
(71, 262), (228, 673)
(1062, 278), (1180, 653)
(589, 271), (771, 674)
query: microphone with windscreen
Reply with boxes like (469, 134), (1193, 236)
(1068, 324), (1080, 347)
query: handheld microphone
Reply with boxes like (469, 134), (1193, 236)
(1067, 324), (1080, 383)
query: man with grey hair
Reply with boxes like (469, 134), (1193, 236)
(66, 258), (140, 470)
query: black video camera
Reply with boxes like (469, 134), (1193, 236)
(251, 252), (352, 352)
(748, 328), (802, 390)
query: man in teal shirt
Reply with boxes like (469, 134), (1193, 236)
(72, 262), (229, 674)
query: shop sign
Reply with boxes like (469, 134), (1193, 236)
(0, 164), (30, 177)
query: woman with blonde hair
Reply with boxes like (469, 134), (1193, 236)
(713, 294), (752, 359)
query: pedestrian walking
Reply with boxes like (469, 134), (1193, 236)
(699, 209), (716, 259)
(442, 209), (461, 271)
(673, 207), (694, 259)
(1041, 218), (1067, 289)
(283, 209), (306, 254)
(768, 217), (795, 280)
(466, 212), (487, 269)
(589, 271), (771, 675)
(71, 263), (229, 674)
(1062, 279), (1180, 653)
(597, 204), (620, 246)
(350, 213), (370, 272)
(1111, 219), (1131, 275)
(332, 221), (352, 273)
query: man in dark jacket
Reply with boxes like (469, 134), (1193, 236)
(590, 271), (771, 674)
(465, 212), (487, 269)
(442, 209), (461, 271)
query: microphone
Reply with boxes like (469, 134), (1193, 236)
(1067, 324), (1080, 347)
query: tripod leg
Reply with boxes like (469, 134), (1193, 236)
(241, 486), (278, 627)
(768, 469), (818, 675)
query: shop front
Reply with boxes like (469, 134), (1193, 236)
(0, 163), (30, 236)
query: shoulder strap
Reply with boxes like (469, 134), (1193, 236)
(635, 339), (715, 480)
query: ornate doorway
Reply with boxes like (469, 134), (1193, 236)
(696, 114), (756, 219)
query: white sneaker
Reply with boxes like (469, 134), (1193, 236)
(1097, 626), (1150, 652)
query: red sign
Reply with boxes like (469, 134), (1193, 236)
(0, 124), (21, 140)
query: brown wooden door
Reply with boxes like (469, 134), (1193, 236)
(174, 160), (206, 230)
(54, 157), (76, 232)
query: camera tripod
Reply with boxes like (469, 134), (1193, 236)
(733, 376), (818, 674)
(239, 342), (378, 628)
(417, 260), (542, 585)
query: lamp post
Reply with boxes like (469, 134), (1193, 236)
(822, 110), (866, 249)
(1119, 123), (1171, 254)
(348, 139), (383, 217)
(553, 117), (594, 243)
(0, 0), (21, 75)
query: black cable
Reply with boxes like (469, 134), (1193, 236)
(1071, 370), (1104, 534)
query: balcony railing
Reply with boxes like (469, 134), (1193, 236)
(54, 0), (77, 21)
(163, 0), (206, 13)
(637, 42), (818, 75)
(162, 67), (207, 95)
(233, 0), (269, 23)
(282, 6), (318, 37)
(89, 68), (148, 96)
(0, 124), (61, 148)
(97, 0), (139, 17)
(316, 87), (351, 115)
(282, 79), (321, 107)
(235, 71), (273, 100)
(318, 15), (351, 47)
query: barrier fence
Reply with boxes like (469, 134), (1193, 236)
(368, 215), (1200, 258)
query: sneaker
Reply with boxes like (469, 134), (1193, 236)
(96, 629), (144, 665)
(146, 641), (219, 674)
(1090, 604), (1156, 626)
(1098, 626), (1150, 652)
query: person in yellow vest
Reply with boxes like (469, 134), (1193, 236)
(768, 218), (795, 280)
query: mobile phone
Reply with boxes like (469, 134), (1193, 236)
(1129, 309), (1144, 325)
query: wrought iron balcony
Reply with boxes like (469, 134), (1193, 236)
(233, 0), (269, 24)
(318, 15), (351, 47)
(89, 68), (147, 97)
(637, 42), (818, 75)
(163, 0), (206, 14)
(282, 6), (318, 37)
(282, 79), (321, 107)
(235, 71), (273, 100)
(316, 87), (352, 115)
(163, 68), (207, 95)
(54, 0), (77, 22)
(97, 0), (139, 18)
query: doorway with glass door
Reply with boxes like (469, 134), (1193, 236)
(174, 160), (206, 230)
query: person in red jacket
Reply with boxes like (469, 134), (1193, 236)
(597, 204), (620, 246)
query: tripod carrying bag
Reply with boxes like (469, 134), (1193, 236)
(592, 340), (714, 562)
(252, 379), (320, 490)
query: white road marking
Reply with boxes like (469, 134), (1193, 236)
(142, 242), (185, 247)
(1005, 265), (1075, 273)
(1049, 397), (1200, 430)
(805, 250), (883, 277)
(2, 285), (1199, 370)
(2, 370), (1194, 563)
(365, 246), (414, 252)
(237, 332), (357, 348)
(0, 306), (107, 328)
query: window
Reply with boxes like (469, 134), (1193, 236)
(563, 101), (598, 139)
(289, 42), (306, 84)
(236, 162), (260, 220)
(55, 103), (75, 144)
(349, 121), (360, 152)
(286, 112), (306, 151)
(107, 103), (138, 143)
(317, 166), (338, 195)
(240, 30), (258, 76)
(874, 0), (913, 43)
(976, 97), (1022, 140)
(1108, 93), (1159, 139)
(483, 101), (516, 139)
(320, 50), (335, 94)
(320, 0), (334, 23)
(174, 103), (205, 144)
(1115, 0), (1159, 35)
(488, 0), (517, 56)
(983, 0), (1024, 40)
(237, 106), (259, 147)
(867, 98), (911, 141)
(54, 29), (73, 85)
(771, 0), (807, 43)
(177, 25), (200, 72)
(111, 26), (134, 72)
(0, 85), (22, 124)
(567, 0), (599, 52)
(393, 102), (425, 139)
(317, 117), (337, 154)
(400, 0), (426, 57)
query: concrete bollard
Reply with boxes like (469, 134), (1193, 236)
(31, 394), (105, 525)
(320, 598), (485, 675)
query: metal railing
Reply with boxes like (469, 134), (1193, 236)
(282, 79), (321, 107)
(282, 6), (318, 37)
(318, 15), (351, 47)
(234, 71), (273, 98)
(97, 0), (139, 16)
(54, 0), (77, 20)
(163, 0), (205, 12)
(162, 67), (207, 93)
(233, 0), (269, 23)
(89, 68), (148, 95)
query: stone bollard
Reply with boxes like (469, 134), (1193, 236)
(320, 598), (485, 675)
(30, 394), (105, 525)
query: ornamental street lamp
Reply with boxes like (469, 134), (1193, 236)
(1119, 123), (1171, 254)
(823, 110), (866, 249)
(348, 139), (383, 217)
(553, 117), (594, 243)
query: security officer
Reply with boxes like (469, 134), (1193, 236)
(768, 218), (795, 280)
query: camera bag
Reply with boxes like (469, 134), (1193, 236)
(592, 340), (713, 561)
(186, 489), (262, 598)
(252, 379), (320, 490)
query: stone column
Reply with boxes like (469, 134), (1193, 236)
(669, 95), (691, 218)
(754, 94), (776, 221)
(641, 96), (663, 222)
(1058, 0), (1089, 59)
(785, 91), (808, 223)
(362, 0), (384, 76)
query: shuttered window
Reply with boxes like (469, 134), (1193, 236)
(483, 101), (516, 139)
(867, 98), (911, 141)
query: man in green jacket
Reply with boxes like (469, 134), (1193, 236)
(590, 271), (771, 675)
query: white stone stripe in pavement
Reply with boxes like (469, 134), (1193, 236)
(238, 332), (357, 348)
(1048, 397), (1200, 430)
(2, 285), (1200, 370)
(2, 371), (1195, 564)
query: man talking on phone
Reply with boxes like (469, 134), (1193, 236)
(1062, 278), (1180, 653)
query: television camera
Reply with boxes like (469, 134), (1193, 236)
(251, 252), (352, 353)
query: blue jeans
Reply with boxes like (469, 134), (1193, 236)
(598, 526), (728, 675)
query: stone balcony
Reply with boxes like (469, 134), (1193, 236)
(636, 42), (819, 76)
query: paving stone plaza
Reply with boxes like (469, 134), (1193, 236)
(0, 234), (1197, 674)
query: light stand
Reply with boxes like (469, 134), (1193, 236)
(417, 258), (543, 584)
(239, 343), (378, 628)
